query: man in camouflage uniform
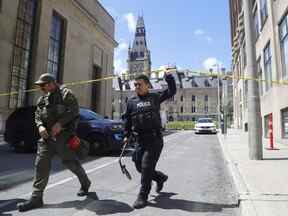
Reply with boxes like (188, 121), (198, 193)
(18, 73), (91, 212)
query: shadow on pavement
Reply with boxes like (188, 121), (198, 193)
(264, 157), (288, 160)
(43, 192), (133, 215)
(149, 192), (239, 213)
(0, 198), (26, 215)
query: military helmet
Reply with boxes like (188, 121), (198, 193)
(34, 73), (56, 85)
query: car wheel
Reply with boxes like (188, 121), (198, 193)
(88, 134), (105, 155)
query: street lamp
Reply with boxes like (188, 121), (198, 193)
(211, 64), (225, 131)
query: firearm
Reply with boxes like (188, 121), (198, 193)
(118, 135), (133, 180)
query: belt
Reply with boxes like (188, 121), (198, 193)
(135, 130), (161, 138)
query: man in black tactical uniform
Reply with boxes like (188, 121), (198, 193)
(17, 73), (91, 212)
(123, 71), (176, 209)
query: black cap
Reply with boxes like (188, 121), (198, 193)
(34, 73), (55, 85)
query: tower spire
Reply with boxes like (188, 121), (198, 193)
(127, 15), (151, 76)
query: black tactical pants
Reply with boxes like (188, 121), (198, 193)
(32, 130), (90, 198)
(132, 133), (167, 198)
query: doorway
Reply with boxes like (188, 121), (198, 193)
(91, 65), (102, 113)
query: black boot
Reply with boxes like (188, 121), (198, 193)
(17, 197), (43, 212)
(133, 194), (148, 209)
(77, 179), (91, 196)
(156, 174), (168, 193)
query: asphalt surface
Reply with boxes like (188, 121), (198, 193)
(0, 131), (239, 216)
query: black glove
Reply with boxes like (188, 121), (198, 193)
(164, 73), (174, 81)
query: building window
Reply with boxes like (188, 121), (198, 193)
(180, 106), (183, 113)
(180, 95), (183, 102)
(204, 79), (211, 87)
(204, 95), (208, 101)
(253, 7), (260, 39)
(280, 14), (288, 80)
(243, 43), (247, 68)
(136, 41), (138, 45)
(192, 95), (196, 102)
(264, 114), (271, 138)
(191, 79), (198, 87)
(140, 51), (144, 57)
(204, 105), (208, 113)
(192, 105), (196, 113)
(260, 0), (268, 27)
(281, 108), (288, 138)
(48, 12), (66, 82)
(263, 42), (272, 91)
(9, 0), (37, 108)
(257, 57), (263, 96)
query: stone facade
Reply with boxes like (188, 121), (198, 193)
(112, 69), (223, 122)
(127, 16), (151, 77)
(0, 0), (117, 133)
(229, 0), (288, 144)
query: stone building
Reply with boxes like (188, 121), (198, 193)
(112, 69), (223, 122)
(0, 0), (117, 133)
(127, 16), (151, 77)
(229, 0), (288, 144)
(112, 16), (224, 122)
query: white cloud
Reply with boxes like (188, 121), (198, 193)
(194, 29), (213, 44)
(114, 40), (129, 75)
(115, 41), (128, 56)
(123, 13), (136, 34)
(203, 57), (223, 71)
(194, 29), (205, 35)
(206, 36), (213, 43)
(114, 58), (127, 75)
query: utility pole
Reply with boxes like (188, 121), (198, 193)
(243, 0), (263, 160)
(217, 68), (221, 130)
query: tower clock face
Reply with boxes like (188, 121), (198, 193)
(132, 63), (144, 73)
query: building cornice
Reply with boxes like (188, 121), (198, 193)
(72, 0), (118, 47)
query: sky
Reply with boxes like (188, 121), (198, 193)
(99, 0), (232, 75)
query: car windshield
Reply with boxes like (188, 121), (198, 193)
(197, 118), (213, 123)
(80, 109), (104, 121)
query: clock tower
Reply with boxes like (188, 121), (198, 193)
(127, 16), (151, 78)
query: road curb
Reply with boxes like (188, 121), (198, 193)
(217, 134), (257, 216)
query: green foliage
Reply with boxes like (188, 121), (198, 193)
(166, 121), (195, 130)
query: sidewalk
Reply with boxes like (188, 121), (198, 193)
(218, 129), (288, 216)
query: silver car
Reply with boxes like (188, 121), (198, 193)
(195, 118), (217, 134)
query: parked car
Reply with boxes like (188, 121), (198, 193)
(76, 108), (124, 154)
(194, 118), (217, 134)
(4, 106), (39, 152)
(4, 107), (124, 154)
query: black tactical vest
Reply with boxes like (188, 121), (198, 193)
(129, 93), (162, 133)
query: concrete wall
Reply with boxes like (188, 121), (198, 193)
(0, 0), (20, 132)
(231, 0), (288, 145)
(0, 0), (117, 133)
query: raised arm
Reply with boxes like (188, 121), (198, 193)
(159, 73), (177, 103)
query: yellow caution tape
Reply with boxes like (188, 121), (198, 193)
(0, 68), (287, 98)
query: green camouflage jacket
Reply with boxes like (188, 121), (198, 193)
(35, 85), (79, 133)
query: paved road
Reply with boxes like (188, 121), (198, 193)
(0, 131), (239, 216)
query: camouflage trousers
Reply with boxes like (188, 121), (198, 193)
(32, 130), (90, 198)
